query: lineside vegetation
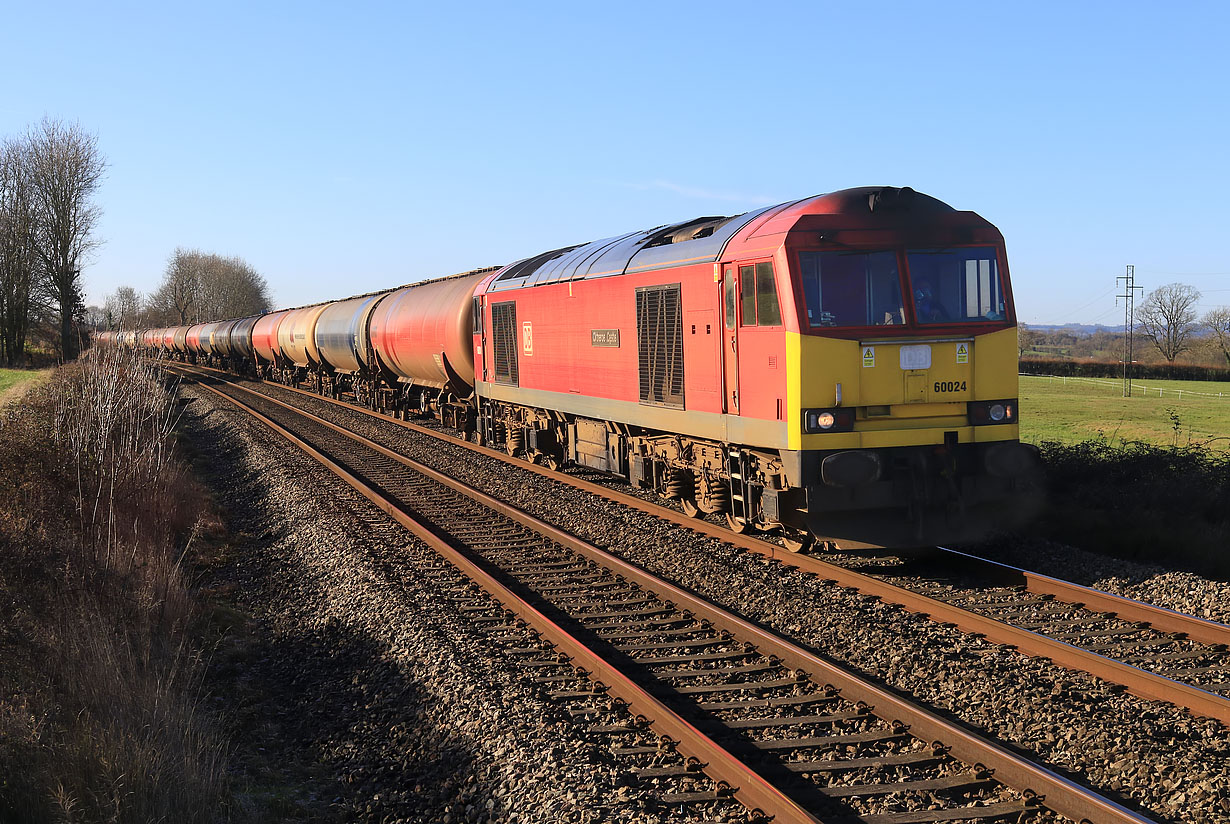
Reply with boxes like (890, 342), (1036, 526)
(0, 346), (231, 822)
(1017, 376), (1230, 575)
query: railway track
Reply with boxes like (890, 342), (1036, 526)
(169, 363), (1160, 824)
(170, 361), (1230, 729)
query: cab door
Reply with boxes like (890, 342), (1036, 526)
(720, 264), (739, 415)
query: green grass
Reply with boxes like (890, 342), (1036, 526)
(0, 368), (51, 405)
(1019, 374), (1230, 449)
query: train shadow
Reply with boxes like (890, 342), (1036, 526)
(180, 393), (504, 823)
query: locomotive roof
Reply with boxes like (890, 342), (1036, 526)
(486, 203), (782, 292)
(485, 187), (957, 292)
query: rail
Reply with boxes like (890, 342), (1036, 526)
(169, 362), (1230, 726)
(172, 364), (1159, 824)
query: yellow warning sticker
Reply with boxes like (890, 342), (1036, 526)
(862, 346), (875, 367)
(956, 343), (968, 364)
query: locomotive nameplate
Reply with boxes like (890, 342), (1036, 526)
(591, 329), (620, 348)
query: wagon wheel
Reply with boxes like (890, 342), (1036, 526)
(725, 512), (752, 534)
(679, 497), (703, 519)
(780, 529), (814, 554)
(542, 454), (562, 471)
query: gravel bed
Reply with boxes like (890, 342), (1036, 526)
(227, 380), (1230, 824)
(179, 385), (752, 824)
(953, 535), (1230, 625)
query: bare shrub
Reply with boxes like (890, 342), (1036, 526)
(0, 346), (233, 823)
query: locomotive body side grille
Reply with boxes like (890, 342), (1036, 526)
(491, 301), (518, 385)
(636, 284), (684, 408)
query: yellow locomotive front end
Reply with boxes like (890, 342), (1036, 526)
(774, 190), (1041, 547)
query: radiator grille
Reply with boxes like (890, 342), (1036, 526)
(636, 284), (684, 408)
(491, 301), (518, 385)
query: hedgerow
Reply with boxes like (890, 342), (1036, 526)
(1034, 438), (1230, 574)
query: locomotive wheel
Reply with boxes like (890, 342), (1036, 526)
(725, 512), (752, 534)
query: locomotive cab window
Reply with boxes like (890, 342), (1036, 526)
(738, 261), (782, 326)
(799, 251), (903, 328)
(724, 267), (736, 329)
(906, 247), (1006, 325)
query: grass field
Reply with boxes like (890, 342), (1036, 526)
(0, 367), (51, 406)
(1019, 374), (1230, 449)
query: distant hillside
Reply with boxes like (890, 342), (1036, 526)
(1028, 322), (1210, 338)
(1028, 323), (1124, 335)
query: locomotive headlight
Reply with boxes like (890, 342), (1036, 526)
(969, 400), (1017, 425)
(815, 411), (836, 429)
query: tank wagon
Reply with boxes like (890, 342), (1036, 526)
(132, 187), (1040, 549)
(227, 315), (261, 371)
(313, 292), (390, 404)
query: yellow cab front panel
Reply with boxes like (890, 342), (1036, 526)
(734, 189), (1043, 546)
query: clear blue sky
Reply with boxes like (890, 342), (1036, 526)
(3, 0), (1227, 325)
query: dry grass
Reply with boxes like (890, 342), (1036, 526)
(0, 348), (234, 823)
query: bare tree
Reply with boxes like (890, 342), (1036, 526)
(0, 137), (38, 365)
(148, 248), (270, 324)
(26, 118), (105, 360)
(1136, 282), (1201, 363)
(1017, 322), (1038, 358)
(82, 303), (106, 331)
(104, 285), (142, 329)
(1205, 307), (1230, 367)
(147, 247), (204, 324)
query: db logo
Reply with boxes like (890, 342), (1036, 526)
(522, 321), (533, 355)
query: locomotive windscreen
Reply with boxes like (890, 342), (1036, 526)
(906, 247), (1006, 324)
(799, 251), (903, 328)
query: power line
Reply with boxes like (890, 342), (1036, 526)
(1052, 286), (1117, 321)
(1131, 275), (1230, 282)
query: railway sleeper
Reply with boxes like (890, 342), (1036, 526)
(783, 748), (947, 774)
(815, 771), (995, 799)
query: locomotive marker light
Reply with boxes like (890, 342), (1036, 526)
(803, 407), (855, 433)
